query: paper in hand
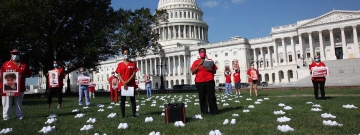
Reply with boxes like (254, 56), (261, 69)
(203, 59), (214, 69)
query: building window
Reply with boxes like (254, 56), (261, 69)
(215, 61), (218, 64)
(179, 12), (182, 18)
(266, 61), (269, 67)
(357, 32), (360, 37)
(288, 55), (293, 62)
(346, 33), (351, 38)
(289, 70), (293, 78)
(98, 77), (99, 81)
(314, 38), (319, 42)
(215, 77), (219, 83)
(215, 54), (218, 57)
(325, 37), (330, 41)
(225, 53), (228, 56)
(305, 39), (309, 44)
(233, 51), (237, 55)
(297, 54), (300, 59)
(286, 41), (291, 45)
(316, 52), (320, 56)
(306, 53), (310, 58)
(296, 40), (299, 44)
(184, 12), (186, 18)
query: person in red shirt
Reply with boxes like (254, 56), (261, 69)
(88, 79), (96, 98)
(115, 47), (138, 118)
(247, 64), (259, 97)
(1, 49), (32, 120)
(233, 69), (241, 95)
(224, 66), (232, 95)
(46, 60), (66, 109)
(190, 48), (219, 115)
(108, 71), (119, 104)
(309, 55), (327, 101)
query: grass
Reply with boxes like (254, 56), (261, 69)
(1, 88), (360, 135)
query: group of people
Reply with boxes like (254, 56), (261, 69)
(0, 48), (328, 121)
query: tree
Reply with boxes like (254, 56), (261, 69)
(0, 0), (167, 93)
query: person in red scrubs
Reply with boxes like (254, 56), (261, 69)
(309, 55), (327, 101)
(190, 48), (219, 115)
(108, 71), (119, 103)
(1, 49), (32, 120)
(46, 60), (66, 109)
(115, 46), (138, 118)
(247, 64), (259, 97)
(233, 70), (241, 95)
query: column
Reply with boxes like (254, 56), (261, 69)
(183, 55), (186, 74)
(154, 58), (157, 75)
(308, 32), (314, 58)
(340, 27), (347, 57)
(290, 36), (296, 63)
(150, 58), (153, 75)
(274, 71), (279, 83)
(173, 56), (176, 75)
(260, 48), (265, 70)
(145, 59), (148, 74)
(173, 26), (176, 39)
(198, 26), (200, 39)
(281, 37), (288, 64)
(186, 56), (189, 74)
(352, 25), (359, 55)
(182, 25), (185, 38)
(168, 57), (171, 75)
(162, 27), (165, 40)
(318, 31), (325, 60)
(329, 29), (336, 59)
(253, 48), (257, 68)
(178, 25), (181, 39)
(273, 39), (279, 66)
(298, 34), (304, 61)
(159, 58), (162, 75)
(178, 55), (181, 74)
(267, 47), (272, 68)
(201, 27), (204, 40)
(168, 26), (171, 39)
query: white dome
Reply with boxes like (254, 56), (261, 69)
(158, 0), (198, 9)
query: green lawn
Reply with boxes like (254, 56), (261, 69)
(1, 89), (360, 135)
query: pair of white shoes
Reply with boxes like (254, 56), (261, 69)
(118, 123), (129, 129)
(107, 113), (116, 118)
(223, 119), (236, 125)
(75, 113), (85, 118)
(39, 126), (56, 133)
(174, 121), (185, 127)
(209, 130), (222, 135)
(80, 125), (93, 131)
(0, 128), (13, 134)
(45, 118), (57, 124)
(148, 131), (161, 135)
(193, 114), (203, 119)
(145, 117), (154, 122)
(87, 118), (96, 123)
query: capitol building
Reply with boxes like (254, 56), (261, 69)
(38, 0), (360, 91)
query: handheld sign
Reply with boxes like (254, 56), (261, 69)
(48, 70), (60, 88)
(77, 76), (90, 85)
(312, 67), (329, 77)
(2, 72), (21, 96)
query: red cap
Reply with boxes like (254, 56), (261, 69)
(10, 49), (20, 54)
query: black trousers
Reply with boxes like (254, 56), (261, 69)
(312, 80), (326, 100)
(47, 87), (63, 105)
(120, 96), (136, 118)
(195, 81), (218, 115)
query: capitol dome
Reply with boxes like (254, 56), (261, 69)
(154, 0), (209, 49)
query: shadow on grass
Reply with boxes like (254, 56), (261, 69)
(218, 106), (242, 114)
(325, 96), (334, 100)
(143, 111), (163, 115)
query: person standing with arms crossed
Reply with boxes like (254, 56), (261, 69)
(247, 64), (259, 97)
(46, 60), (66, 109)
(190, 48), (219, 115)
(145, 74), (152, 97)
(108, 71), (119, 104)
(233, 69), (241, 95)
(224, 66), (232, 95)
(116, 46), (138, 118)
(77, 67), (90, 107)
(1, 49), (32, 120)
(309, 55), (327, 101)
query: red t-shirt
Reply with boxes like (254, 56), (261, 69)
(309, 62), (326, 81)
(88, 87), (95, 92)
(48, 67), (66, 87)
(108, 75), (119, 91)
(233, 72), (241, 82)
(225, 73), (231, 83)
(247, 68), (259, 82)
(115, 61), (138, 90)
(190, 59), (218, 83)
(1, 60), (32, 92)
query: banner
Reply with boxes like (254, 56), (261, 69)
(77, 76), (90, 85)
(232, 59), (239, 70)
(312, 67), (329, 77)
(48, 70), (60, 88)
(2, 72), (21, 96)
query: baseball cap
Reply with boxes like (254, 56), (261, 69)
(10, 49), (20, 54)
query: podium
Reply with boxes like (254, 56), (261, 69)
(164, 103), (186, 124)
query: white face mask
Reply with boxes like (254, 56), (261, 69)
(124, 54), (129, 60)
(11, 55), (20, 61)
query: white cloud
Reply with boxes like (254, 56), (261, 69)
(232, 0), (247, 4)
(202, 1), (219, 8)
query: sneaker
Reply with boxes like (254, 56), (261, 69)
(18, 117), (24, 120)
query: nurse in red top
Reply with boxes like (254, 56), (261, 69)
(247, 64), (259, 97)
(309, 55), (327, 100)
(233, 69), (241, 95)
(46, 60), (66, 109)
(115, 46), (138, 118)
(224, 66), (232, 95)
(108, 71), (119, 103)
(1, 49), (32, 120)
(190, 48), (219, 115)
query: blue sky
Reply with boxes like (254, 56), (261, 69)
(25, 0), (360, 85)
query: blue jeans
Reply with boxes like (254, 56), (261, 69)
(146, 87), (152, 97)
(79, 86), (90, 106)
(225, 83), (232, 94)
